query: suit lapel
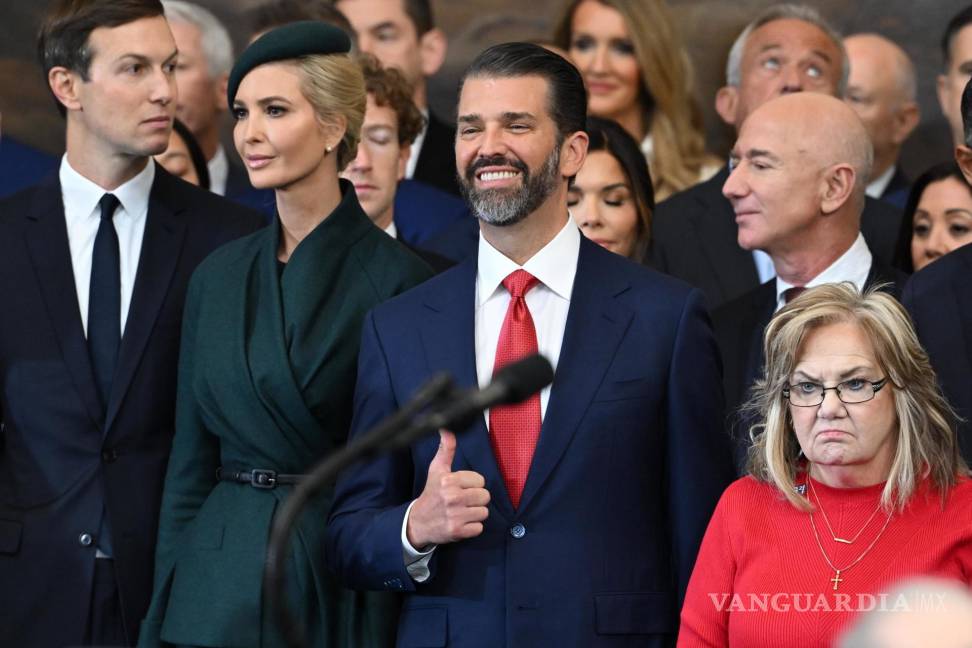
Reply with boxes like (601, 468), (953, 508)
(742, 283), (776, 398)
(23, 180), (105, 428)
(517, 240), (633, 513)
(419, 257), (517, 519)
(105, 170), (187, 431)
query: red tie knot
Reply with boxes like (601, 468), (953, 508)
(502, 269), (540, 299)
(783, 286), (807, 304)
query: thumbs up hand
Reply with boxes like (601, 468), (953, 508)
(406, 429), (491, 549)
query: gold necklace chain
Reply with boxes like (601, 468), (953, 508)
(808, 477), (883, 544)
(808, 498), (893, 592)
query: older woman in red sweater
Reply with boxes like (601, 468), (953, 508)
(678, 283), (972, 648)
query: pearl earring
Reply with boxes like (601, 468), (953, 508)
(326, 145), (334, 153)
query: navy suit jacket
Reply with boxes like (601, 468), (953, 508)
(0, 138), (58, 199)
(0, 165), (264, 647)
(327, 235), (734, 647)
(394, 179), (469, 246)
(649, 166), (905, 310)
(879, 166), (910, 210)
(902, 244), (972, 461)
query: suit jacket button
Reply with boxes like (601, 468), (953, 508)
(78, 533), (93, 547)
(510, 523), (526, 539)
(101, 448), (117, 463)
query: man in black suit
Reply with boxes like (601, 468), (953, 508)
(650, 4), (902, 310)
(844, 33), (920, 210)
(336, 0), (460, 196)
(713, 93), (906, 472)
(903, 77), (972, 462)
(0, 2), (264, 646)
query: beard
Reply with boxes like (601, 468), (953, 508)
(459, 145), (561, 227)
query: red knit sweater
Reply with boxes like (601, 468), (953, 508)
(678, 475), (972, 648)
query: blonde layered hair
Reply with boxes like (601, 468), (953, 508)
(294, 53), (366, 171)
(744, 283), (967, 512)
(554, 0), (715, 200)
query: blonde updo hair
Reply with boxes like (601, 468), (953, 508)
(294, 52), (365, 171)
(743, 283), (967, 512)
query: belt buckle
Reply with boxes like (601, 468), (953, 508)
(250, 469), (277, 489)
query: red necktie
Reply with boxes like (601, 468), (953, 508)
(783, 286), (807, 304)
(489, 269), (542, 508)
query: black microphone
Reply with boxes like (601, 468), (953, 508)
(389, 353), (554, 448)
(265, 355), (552, 648)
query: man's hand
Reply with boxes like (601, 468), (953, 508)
(406, 430), (490, 549)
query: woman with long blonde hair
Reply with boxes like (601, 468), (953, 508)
(554, 0), (720, 200)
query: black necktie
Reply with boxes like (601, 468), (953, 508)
(88, 193), (121, 410)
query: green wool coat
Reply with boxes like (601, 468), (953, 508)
(138, 184), (432, 648)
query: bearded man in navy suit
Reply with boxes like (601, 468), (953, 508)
(327, 42), (733, 647)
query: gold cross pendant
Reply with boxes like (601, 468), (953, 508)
(830, 570), (843, 591)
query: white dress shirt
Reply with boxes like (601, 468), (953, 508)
(405, 109), (429, 180)
(774, 233), (872, 311)
(61, 156), (152, 337)
(207, 145), (229, 196)
(401, 217), (581, 581)
(753, 249), (776, 284)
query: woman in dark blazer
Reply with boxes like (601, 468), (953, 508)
(139, 22), (431, 648)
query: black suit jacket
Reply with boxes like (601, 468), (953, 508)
(0, 164), (264, 648)
(413, 111), (460, 197)
(902, 244), (972, 462)
(712, 259), (906, 472)
(649, 166), (905, 309)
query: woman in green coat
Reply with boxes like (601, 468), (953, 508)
(138, 22), (432, 648)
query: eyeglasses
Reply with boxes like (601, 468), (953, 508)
(783, 377), (889, 407)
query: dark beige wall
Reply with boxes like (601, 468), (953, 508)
(2, 0), (961, 180)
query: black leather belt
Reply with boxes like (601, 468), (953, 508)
(216, 468), (305, 489)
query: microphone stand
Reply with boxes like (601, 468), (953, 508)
(264, 372), (456, 648)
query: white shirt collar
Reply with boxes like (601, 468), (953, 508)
(383, 220), (398, 239)
(865, 165), (896, 199)
(640, 134), (654, 164)
(208, 144), (229, 196)
(405, 108), (429, 180)
(477, 215), (580, 307)
(59, 155), (155, 223)
(774, 233), (872, 309)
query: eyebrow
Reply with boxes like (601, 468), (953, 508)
(234, 96), (293, 108)
(945, 208), (972, 217)
(792, 366), (873, 382)
(755, 43), (833, 65)
(729, 148), (783, 165)
(115, 49), (178, 65)
(501, 111), (536, 122)
(369, 21), (397, 33)
(600, 183), (630, 193)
